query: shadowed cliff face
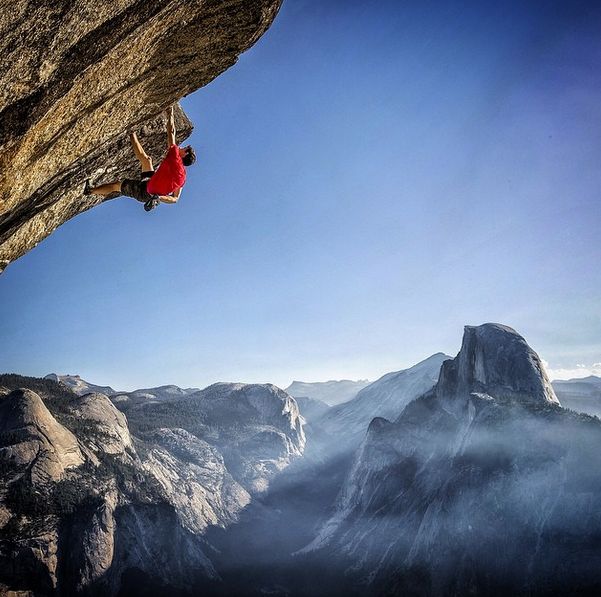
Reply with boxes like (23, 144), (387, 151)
(0, 0), (282, 271)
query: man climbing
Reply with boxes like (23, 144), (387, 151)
(84, 106), (196, 211)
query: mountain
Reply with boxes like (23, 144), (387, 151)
(121, 382), (306, 494)
(7, 328), (601, 596)
(124, 384), (200, 399)
(111, 384), (200, 411)
(552, 375), (601, 417)
(45, 373), (118, 396)
(44, 374), (201, 409)
(315, 353), (450, 452)
(286, 379), (370, 406)
(0, 373), (304, 595)
(300, 324), (601, 596)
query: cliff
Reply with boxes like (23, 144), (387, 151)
(0, 0), (282, 272)
(435, 323), (559, 407)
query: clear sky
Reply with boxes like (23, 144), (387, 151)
(1, 0), (600, 390)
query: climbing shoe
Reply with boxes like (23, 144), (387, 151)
(144, 196), (160, 212)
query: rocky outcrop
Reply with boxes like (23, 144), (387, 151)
(73, 489), (119, 592)
(0, 0), (282, 272)
(301, 324), (601, 596)
(123, 382), (306, 494)
(435, 323), (559, 407)
(69, 393), (133, 455)
(0, 388), (83, 484)
(192, 383), (306, 493)
(141, 427), (250, 534)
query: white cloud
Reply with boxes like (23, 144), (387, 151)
(541, 359), (601, 381)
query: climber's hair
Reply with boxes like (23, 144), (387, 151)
(182, 145), (196, 167)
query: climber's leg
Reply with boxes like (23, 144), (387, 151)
(87, 181), (122, 197)
(130, 132), (153, 172)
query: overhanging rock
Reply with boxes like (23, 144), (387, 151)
(0, 0), (282, 272)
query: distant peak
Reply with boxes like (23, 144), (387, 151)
(436, 323), (559, 406)
(398, 352), (452, 373)
(419, 352), (452, 364)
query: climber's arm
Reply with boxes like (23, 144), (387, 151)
(166, 106), (176, 148)
(158, 187), (182, 204)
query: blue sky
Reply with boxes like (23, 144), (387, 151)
(1, 0), (600, 390)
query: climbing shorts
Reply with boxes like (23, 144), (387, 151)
(121, 170), (155, 203)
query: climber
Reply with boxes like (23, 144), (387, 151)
(84, 106), (196, 211)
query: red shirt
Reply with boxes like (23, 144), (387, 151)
(147, 145), (186, 196)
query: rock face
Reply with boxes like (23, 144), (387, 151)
(301, 324), (601, 596)
(435, 323), (559, 407)
(122, 382), (306, 494)
(0, 374), (304, 595)
(70, 392), (133, 455)
(0, 387), (84, 484)
(0, 0), (282, 272)
(141, 427), (250, 534)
